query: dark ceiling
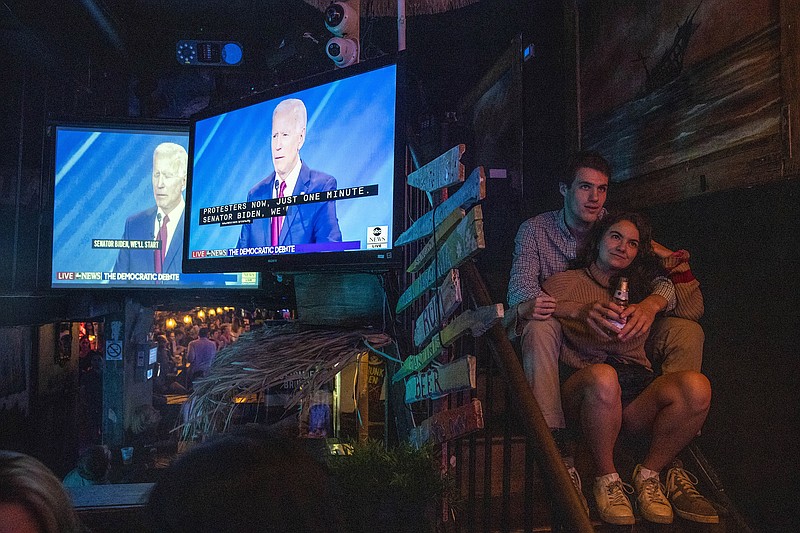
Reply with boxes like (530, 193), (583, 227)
(4, 1), (330, 70)
(2, 0), (531, 114)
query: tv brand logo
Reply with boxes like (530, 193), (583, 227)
(366, 226), (388, 249)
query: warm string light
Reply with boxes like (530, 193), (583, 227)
(155, 307), (248, 334)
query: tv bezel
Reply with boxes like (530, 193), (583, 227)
(182, 54), (406, 274)
(47, 118), (263, 291)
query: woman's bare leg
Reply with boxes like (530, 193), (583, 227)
(562, 364), (623, 475)
(622, 371), (711, 472)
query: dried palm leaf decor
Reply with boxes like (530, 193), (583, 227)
(302, 0), (480, 17)
(179, 322), (392, 441)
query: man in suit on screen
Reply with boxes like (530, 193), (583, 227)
(114, 142), (188, 275)
(237, 98), (342, 249)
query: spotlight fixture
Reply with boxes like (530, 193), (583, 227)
(176, 40), (243, 66)
(324, 1), (359, 68)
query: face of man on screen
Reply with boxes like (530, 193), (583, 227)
(152, 148), (187, 214)
(271, 100), (306, 181)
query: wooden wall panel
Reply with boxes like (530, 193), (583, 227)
(586, 26), (782, 187)
(781, 0), (800, 176)
(608, 134), (783, 211)
(576, 1), (800, 208)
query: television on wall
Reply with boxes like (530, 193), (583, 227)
(183, 54), (405, 274)
(50, 121), (260, 289)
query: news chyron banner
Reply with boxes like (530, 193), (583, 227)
(193, 185), (386, 259)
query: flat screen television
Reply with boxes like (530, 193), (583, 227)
(183, 55), (405, 273)
(50, 121), (260, 289)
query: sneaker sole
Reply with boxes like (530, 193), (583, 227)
(598, 511), (635, 526)
(640, 510), (674, 524)
(674, 508), (720, 524)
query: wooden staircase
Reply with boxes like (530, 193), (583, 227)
(444, 434), (750, 533)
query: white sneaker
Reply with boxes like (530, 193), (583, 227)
(564, 461), (589, 517)
(633, 464), (674, 524)
(593, 473), (635, 525)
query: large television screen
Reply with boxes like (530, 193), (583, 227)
(183, 56), (404, 273)
(50, 122), (259, 289)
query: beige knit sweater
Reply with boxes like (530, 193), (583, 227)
(542, 263), (652, 370)
(542, 252), (704, 369)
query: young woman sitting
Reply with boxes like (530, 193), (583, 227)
(542, 212), (711, 525)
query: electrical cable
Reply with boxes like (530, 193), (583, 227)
(363, 339), (402, 364)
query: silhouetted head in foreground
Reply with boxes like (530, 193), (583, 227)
(145, 426), (340, 533)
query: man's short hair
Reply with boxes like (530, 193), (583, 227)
(274, 98), (307, 129)
(153, 142), (188, 177)
(562, 150), (612, 187)
(199, 327), (210, 338)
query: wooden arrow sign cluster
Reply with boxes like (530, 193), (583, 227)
(394, 144), (502, 446)
(404, 355), (476, 403)
(409, 398), (485, 448)
(413, 269), (462, 347)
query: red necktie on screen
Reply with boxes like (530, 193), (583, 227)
(271, 180), (287, 246)
(154, 213), (169, 273)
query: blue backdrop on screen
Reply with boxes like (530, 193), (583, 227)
(51, 125), (259, 289)
(188, 64), (397, 256)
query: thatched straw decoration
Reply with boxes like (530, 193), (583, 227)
(178, 322), (392, 441)
(302, 0), (480, 17)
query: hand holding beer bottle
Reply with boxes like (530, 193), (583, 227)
(607, 277), (629, 331)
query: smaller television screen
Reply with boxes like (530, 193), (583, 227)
(50, 122), (259, 289)
(183, 55), (404, 273)
(148, 345), (158, 366)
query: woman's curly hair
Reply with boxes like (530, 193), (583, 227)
(570, 211), (666, 302)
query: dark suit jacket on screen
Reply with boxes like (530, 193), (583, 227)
(114, 206), (184, 274)
(236, 162), (342, 248)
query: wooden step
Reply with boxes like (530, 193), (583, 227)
(449, 437), (746, 533)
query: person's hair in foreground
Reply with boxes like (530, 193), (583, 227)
(571, 211), (666, 303)
(145, 426), (340, 533)
(0, 450), (80, 533)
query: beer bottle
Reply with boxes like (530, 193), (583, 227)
(608, 277), (629, 330)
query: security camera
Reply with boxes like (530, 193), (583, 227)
(324, 1), (358, 37)
(326, 36), (358, 68)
